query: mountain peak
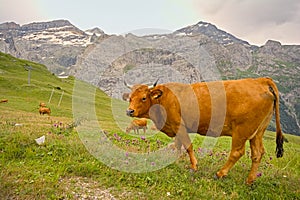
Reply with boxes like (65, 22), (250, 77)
(174, 21), (251, 47)
(0, 22), (20, 30)
(85, 27), (105, 36)
(196, 21), (215, 27)
(20, 19), (75, 31)
(264, 40), (282, 47)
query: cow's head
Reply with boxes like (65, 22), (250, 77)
(124, 79), (161, 118)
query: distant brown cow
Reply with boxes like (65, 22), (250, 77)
(126, 118), (148, 134)
(39, 107), (51, 116)
(124, 77), (284, 184)
(39, 102), (46, 107)
(0, 99), (8, 103)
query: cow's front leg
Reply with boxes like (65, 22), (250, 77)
(175, 126), (197, 171)
(174, 136), (182, 151)
(186, 143), (197, 171)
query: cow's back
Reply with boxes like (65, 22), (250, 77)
(133, 118), (147, 127)
(188, 78), (275, 137)
(158, 78), (275, 137)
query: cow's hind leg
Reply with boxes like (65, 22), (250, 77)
(216, 133), (246, 179)
(247, 132), (265, 184)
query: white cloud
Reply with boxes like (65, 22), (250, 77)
(192, 0), (300, 45)
(0, 0), (299, 45)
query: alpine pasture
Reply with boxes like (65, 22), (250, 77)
(0, 52), (299, 199)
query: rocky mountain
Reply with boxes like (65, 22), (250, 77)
(0, 20), (299, 135)
(174, 21), (253, 48)
(0, 20), (106, 74)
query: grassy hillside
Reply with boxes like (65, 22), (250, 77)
(0, 52), (299, 199)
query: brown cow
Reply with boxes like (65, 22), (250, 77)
(39, 107), (51, 116)
(124, 77), (284, 184)
(0, 99), (8, 103)
(126, 118), (148, 134)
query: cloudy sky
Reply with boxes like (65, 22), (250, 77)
(1, 0), (299, 45)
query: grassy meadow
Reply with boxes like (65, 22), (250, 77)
(0, 52), (299, 199)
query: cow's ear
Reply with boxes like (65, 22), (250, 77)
(122, 93), (130, 101)
(150, 89), (163, 99)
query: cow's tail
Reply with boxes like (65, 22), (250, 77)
(267, 78), (284, 158)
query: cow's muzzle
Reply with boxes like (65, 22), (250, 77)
(126, 109), (135, 117)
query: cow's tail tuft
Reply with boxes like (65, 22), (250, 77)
(267, 78), (284, 158)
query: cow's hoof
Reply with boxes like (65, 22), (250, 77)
(246, 179), (255, 185)
(215, 171), (227, 180)
(189, 168), (196, 173)
(216, 171), (227, 179)
(246, 174), (257, 185)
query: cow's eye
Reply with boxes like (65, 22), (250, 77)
(142, 97), (146, 102)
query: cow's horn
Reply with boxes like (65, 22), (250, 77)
(148, 78), (159, 89)
(153, 78), (159, 87)
(124, 80), (133, 90)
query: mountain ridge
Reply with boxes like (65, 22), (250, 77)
(174, 21), (253, 48)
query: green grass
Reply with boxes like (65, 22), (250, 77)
(0, 52), (300, 199)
